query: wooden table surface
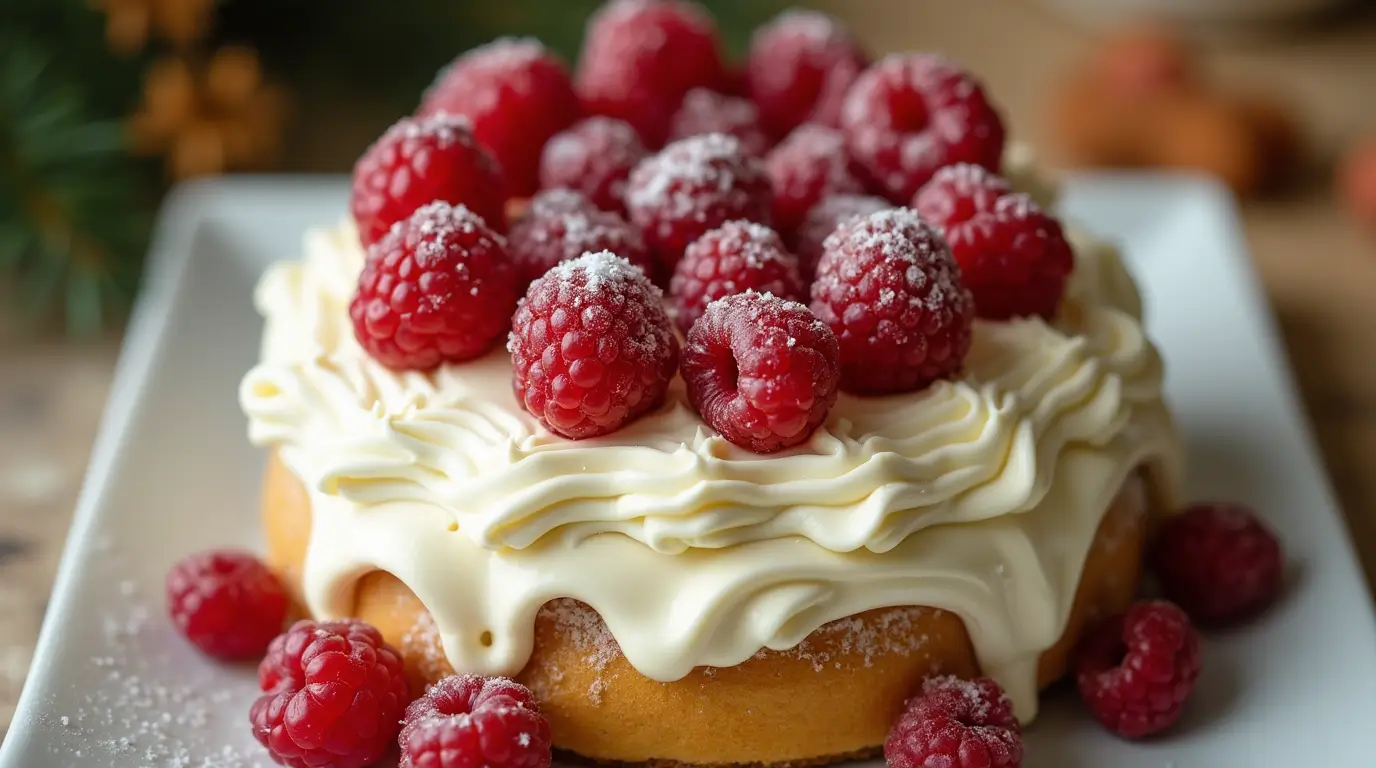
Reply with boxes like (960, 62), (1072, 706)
(1, 0), (1373, 736)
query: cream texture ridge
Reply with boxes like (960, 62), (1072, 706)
(239, 153), (1181, 720)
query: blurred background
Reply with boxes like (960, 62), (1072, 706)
(2, 0), (1375, 735)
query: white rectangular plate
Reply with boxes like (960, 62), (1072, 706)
(3, 175), (1374, 768)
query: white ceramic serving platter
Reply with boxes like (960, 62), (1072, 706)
(3, 174), (1374, 768)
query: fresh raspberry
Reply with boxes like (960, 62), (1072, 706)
(764, 124), (867, 243)
(625, 133), (773, 272)
(746, 10), (869, 139)
(841, 53), (1006, 203)
(793, 194), (890, 283)
(165, 549), (288, 661)
(1075, 600), (1202, 739)
(419, 38), (581, 197)
(575, 0), (726, 148)
(682, 292), (839, 453)
(1153, 502), (1284, 627)
(669, 220), (804, 334)
(668, 87), (772, 158)
(539, 116), (648, 215)
(250, 619), (410, 768)
(398, 674), (551, 768)
(809, 208), (973, 395)
(508, 189), (655, 286)
(350, 113), (507, 248)
(508, 251), (679, 439)
(913, 163), (1075, 320)
(884, 676), (1022, 768)
(351, 202), (519, 370)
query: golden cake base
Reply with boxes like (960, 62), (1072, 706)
(261, 453), (1154, 767)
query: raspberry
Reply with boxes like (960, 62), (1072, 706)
(764, 124), (867, 243)
(794, 194), (889, 282)
(841, 53), (1006, 202)
(682, 292), (839, 454)
(884, 676), (1022, 768)
(351, 202), (520, 370)
(165, 550), (287, 661)
(539, 116), (648, 215)
(419, 38), (581, 197)
(809, 208), (973, 395)
(398, 674), (551, 768)
(350, 113), (507, 248)
(575, 0), (726, 148)
(1075, 600), (1202, 739)
(508, 189), (656, 286)
(508, 251), (679, 439)
(668, 87), (772, 158)
(669, 220), (803, 335)
(1153, 502), (1284, 627)
(746, 10), (869, 139)
(625, 133), (773, 272)
(250, 619), (410, 768)
(913, 163), (1075, 320)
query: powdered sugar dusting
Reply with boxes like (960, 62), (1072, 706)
(749, 607), (937, 673)
(386, 111), (478, 152)
(768, 8), (850, 45)
(626, 133), (768, 220)
(546, 249), (649, 296)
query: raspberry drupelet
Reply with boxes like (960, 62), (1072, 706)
(398, 674), (552, 768)
(539, 116), (648, 215)
(841, 53), (1005, 203)
(507, 188), (655, 286)
(625, 133), (773, 273)
(809, 207), (974, 395)
(668, 220), (804, 334)
(575, 0), (726, 148)
(1075, 600), (1202, 739)
(765, 124), (868, 243)
(682, 291), (840, 454)
(1153, 502), (1284, 627)
(250, 619), (410, 768)
(746, 10), (869, 139)
(350, 201), (520, 370)
(913, 163), (1075, 320)
(884, 676), (1023, 768)
(668, 87), (773, 158)
(350, 113), (507, 248)
(793, 193), (890, 282)
(419, 38), (581, 197)
(165, 549), (288, 661)
(508, 250), (679, 439)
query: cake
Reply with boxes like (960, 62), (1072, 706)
(234, 5), (1187, 766)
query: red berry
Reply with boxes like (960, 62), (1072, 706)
(508, 251), (679, 439)
(746, 10), (869, 139)
(419, 38), (581, 197)
(250, 619), (410, 768)
(913, 163), (1075, 320)
(539, 116), (648, 215)
(398, 675), (551, 768)
(809, 208), (973, 395)
(1153, 502), (1284, 627)
(508, 189), (655, 286)
(350, 113), (507, 248)
(350, 202), (519, 370)
(669, 220), (803, 334)
(884, 676), (1022, 768)
(668, 87), (772, 158)
(765, 124), (867, 242)
(841, 53), (1006, 203)
(683, 291), (839, 454)
(625, 133), (773, 272)
(794, 194), (890, 282)
(165, 550), (287, 661)
(575, 0), (726, 148)
(1075, 600), (1202, 739)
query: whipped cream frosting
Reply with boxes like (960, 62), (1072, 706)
(240, 153), (1181, 720)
